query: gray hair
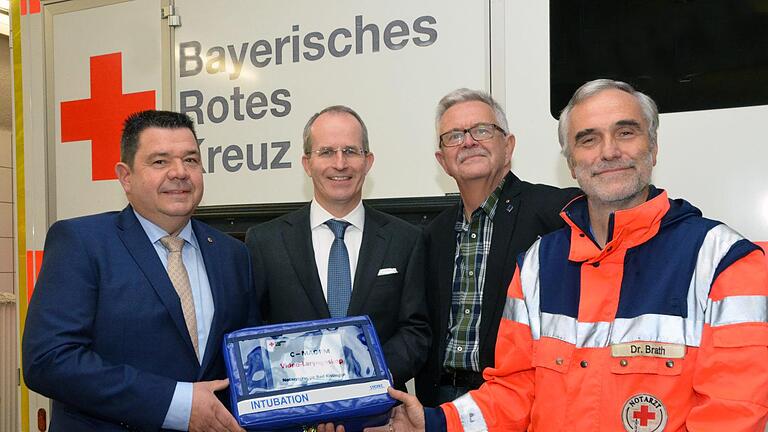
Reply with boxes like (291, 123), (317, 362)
(302, 105), (369, 154)
(435, 88), (510, 141)
(558, 79), (659, 156)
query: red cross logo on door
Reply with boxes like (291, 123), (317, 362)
(60, 52), (156, 181)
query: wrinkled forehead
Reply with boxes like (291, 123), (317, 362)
(438, 100), (497, 133)
(569, 90), (646, 134)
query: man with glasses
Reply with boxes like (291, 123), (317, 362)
(365, 80), (768, 432)
(245, 105), (431, 390)
(415, 89), (579, 406)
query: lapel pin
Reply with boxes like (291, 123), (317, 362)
(506, 200), (514, 213)
(207, 236), (214, 243)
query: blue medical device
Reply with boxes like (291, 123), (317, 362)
(223, 316), (396, 431)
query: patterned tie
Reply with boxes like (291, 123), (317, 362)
(325, 220), (352, 318)
(160, 235), (199, 358)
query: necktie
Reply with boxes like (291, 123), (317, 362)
(160, 235), (199, 358)
(325, 220), (352, 318)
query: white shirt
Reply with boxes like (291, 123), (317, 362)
(310, 200), (365, 299)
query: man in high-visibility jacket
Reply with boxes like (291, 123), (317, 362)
(350, 79), (768, 432)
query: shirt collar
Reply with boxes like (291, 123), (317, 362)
(309, 200), (365, 231)
(133, 209), (198, 250)
(455, 171), (510, 229)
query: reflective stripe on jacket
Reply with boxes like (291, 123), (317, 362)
(441, 188), (768, 431)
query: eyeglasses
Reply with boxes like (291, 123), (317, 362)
(439, 123), (507, 147)
(306, 146), (368, 159)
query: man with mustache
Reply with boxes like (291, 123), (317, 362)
(245, 105), (430, 390)
(23, 110), (257, 431)
(367, 79), (768, 431)
(414, 89), (579, 406)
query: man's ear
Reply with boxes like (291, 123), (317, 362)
(363, 151), (375, 175)
(301, 154), (312, 177)
(115, 162), (132, 193)
(505, 134), (516, 160)
(435, 149), (449, 174)
(566, 154), (577, 179)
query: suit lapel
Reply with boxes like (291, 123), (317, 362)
(283, 206), (330, 318)
(479, 175), (522, 346)
(435, 206), (459, 353)
(348, 206), (388, 316)
(115, 207), (197, 358)
(193, 220), (223, 374)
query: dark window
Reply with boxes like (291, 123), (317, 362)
(550, 0), (768, 117)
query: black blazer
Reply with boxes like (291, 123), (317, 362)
(415, 173), (580, 406)
(245, 203), (431, 389)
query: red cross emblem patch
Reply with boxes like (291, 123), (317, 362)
(621, 393), (668, 431)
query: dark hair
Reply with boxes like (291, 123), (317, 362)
(120, 110), (198, 167)
(302, 105), (369, 154)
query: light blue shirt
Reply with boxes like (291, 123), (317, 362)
(134, 211), (214, 431)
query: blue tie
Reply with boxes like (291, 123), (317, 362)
(325, 219), (352, 318)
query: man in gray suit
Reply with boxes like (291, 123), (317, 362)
(245, 105), (430, 389)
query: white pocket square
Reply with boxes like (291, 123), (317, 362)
(377, 268), (398, 276)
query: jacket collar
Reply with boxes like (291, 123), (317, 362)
(561, 186), (670, 262)
(454, 170), (520, 224)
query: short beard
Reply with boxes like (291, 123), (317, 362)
(572, 150), (653, 204)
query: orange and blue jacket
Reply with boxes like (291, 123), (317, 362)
(428, 187), (768, 431)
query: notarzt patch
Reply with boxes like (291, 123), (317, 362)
(621, 393), (668, 432)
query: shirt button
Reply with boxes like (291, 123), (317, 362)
(592, 262), (600, 268)
(471, 233), (477, 239)
(580, 360), (588, 368)
(464, 308), (471, 315)
(457, 346), (463, 352)
(468, 270), (474, 276)
(666, 360), (675, 368)
(620, 359), (628, 367)
(555, 357), (564, 365)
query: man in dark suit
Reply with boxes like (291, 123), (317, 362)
(23, 110), (256, 431)
(415, 89), (580, 406)
(245, 105), (430, 390)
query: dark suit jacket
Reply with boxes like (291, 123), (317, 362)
(245, 203), (431, 389)
(415, 173), (580, 406)
(22, 206), (258, 431)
